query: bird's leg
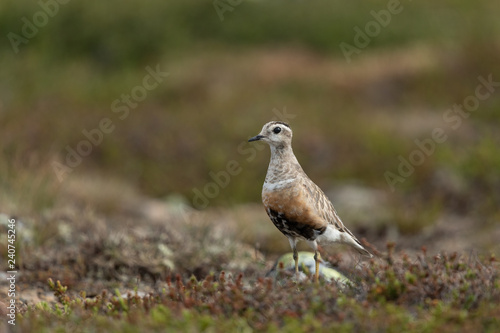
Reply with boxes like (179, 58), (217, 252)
(293, 246), (299, 277)
(314, 250), (321, 283)
(288, 238), (299, 279)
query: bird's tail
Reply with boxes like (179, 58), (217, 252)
(347, 233), (373, 258)
(338, 226), (373, 258)
(353, 243), (373, 258)
(321, 225), (373, 258)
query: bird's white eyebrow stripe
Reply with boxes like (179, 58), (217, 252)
(270, 121), (290, 128)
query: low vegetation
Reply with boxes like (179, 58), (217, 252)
(16, 246), (500, 332)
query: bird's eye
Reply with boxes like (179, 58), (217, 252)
(273, 127), (282, 134)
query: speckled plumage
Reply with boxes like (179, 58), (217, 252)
(249, 121), (371, 280)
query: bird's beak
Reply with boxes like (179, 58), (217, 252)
(248, 135), (265, 142)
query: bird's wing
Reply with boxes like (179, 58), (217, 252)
(300, 177), (365, 246)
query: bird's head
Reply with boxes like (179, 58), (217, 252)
(248, 121), (293, 149)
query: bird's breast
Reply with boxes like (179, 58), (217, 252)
(262, 183), (327, 233)
(262, 181), (300, 210)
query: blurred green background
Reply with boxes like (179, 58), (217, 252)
(1, 0), (500, 234)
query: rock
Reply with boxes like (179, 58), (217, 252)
(266, 251), (351, 285)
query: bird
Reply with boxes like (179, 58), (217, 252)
(248, 121), (372, 282)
